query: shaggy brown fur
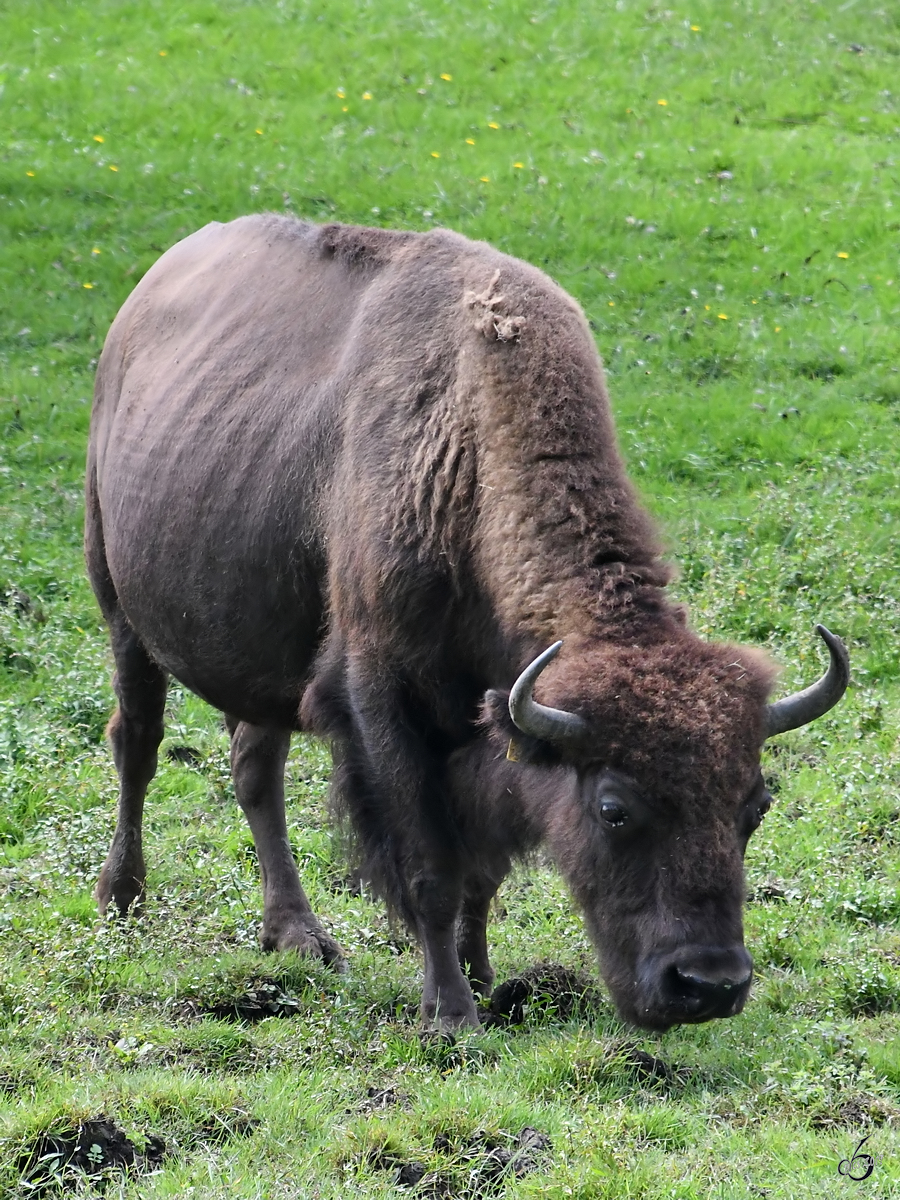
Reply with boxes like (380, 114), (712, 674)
(89, 215), (791, 1031)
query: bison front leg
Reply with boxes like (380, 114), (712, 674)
(457, 872), (503, 998)
(305, 650), (481, 1030)
(413, 871), (483, 1032)
(227, 719), (344, 967)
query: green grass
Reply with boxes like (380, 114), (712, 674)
(2, 0), (900, 1195)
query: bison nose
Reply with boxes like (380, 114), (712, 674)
(662, 946), (753, 1021)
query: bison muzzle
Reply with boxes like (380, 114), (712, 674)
(85, 216), (849, 1032)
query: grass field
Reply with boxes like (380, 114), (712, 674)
(2, 0), (900, 1195)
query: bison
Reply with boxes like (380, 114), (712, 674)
(86, 215), (848, 1032)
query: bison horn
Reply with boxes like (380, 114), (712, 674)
(509, 640), (590, 746)
(765, 624), (850, 738)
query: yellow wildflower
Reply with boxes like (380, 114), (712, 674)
(513, 162), (524, 168)
(657, 99), (668, 106)
(775, 326), (781, 332)
(608, 301), (615, 307)
(336, 88), (346, 98)
(837, 251), (849, 259)
(83, 283), (93, 289)
(93, 135), (105, 143)
(488, 122), (499, 129)
(255, 128), (264, 135)
(362, 91), (372, 100)
(91, 247), (101, 255)
(717, 314), (728, 320)
(466, 138), (475, 145)
(159, 50), (167, 56)
(440, 73), (452, 81)
(109, 165), (118, 171)
(431, 151), (440, 158)
(480, 176), (490, 182)
(691, 24), (700, 31)
(26, 171), (35, 177)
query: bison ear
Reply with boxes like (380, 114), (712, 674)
(481, 689), (563, 766)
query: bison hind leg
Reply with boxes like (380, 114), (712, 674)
(227, 718), (344, 968)
(96, 613), (168, 917)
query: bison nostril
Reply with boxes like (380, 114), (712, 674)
(634, 948), (754, 1026)
(674, 967), (752, 998)
(662, 950), (753, 1019)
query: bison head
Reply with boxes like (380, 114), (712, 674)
(489, 626), (848, 1030)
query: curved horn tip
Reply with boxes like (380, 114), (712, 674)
(814, 623), (851, 681)
(539, 639), (564, 666)
(815, 621), (848, 652)
(765, 622), (850, 739)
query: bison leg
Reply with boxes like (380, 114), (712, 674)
(457, 873), (502, 998)
(305, 651), (480, 1030)
(96, 617), (167, 916)
(227, 719), (344, 966)
(407, 871), (481, 1032)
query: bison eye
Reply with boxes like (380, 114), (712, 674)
(742, 789), (772, 838)
(599, 798), (628, 827)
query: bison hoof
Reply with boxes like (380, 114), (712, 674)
(420, 994), (482, 1033)
(260, 920), (346, 971)
(95, 871), (146, 918)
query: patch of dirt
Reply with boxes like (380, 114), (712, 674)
(190, 1108), (258, 1145)
(369, 1151), (431, 1189)
(2, 587), (45, 621)
(482, 963), (600, 1027)
(357, 1086), (405, 1113)
(610, 1043), (685, 1086)
(810, 1094), (900, 1129)
(0, 1069), (28, 1096)
(196, 977), (305, 1021)
(368, 1126), (551, 1197)
(746, 879), (789, 904)
(17, 1116), (165, 1193)
(165, 744), (204, 767)
(876, 945), (900, 968)
(326, 867), (364, 896)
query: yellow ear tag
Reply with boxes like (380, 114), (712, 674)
(506, 738), (520, 762)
